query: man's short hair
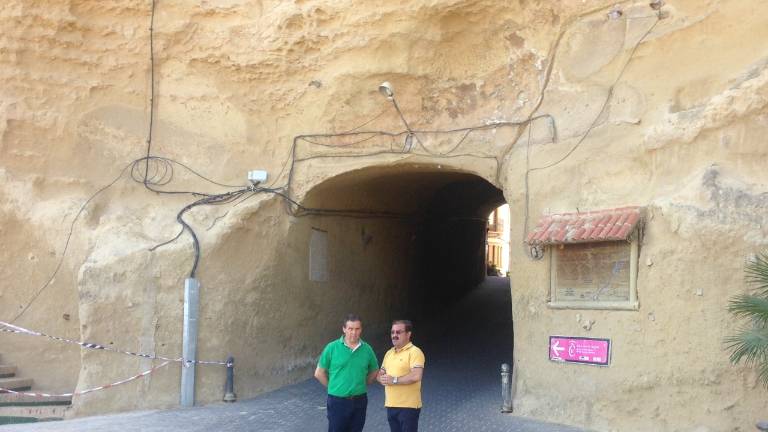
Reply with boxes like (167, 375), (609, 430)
(392, 319), (412, 333)
(343, 314), (362, 327)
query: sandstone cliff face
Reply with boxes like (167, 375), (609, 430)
(1, 1), (767, 431)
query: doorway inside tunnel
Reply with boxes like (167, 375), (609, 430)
(299, 164), (514, 393)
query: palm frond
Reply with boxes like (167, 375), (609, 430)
(759, 361), (768, 389)
(727, 294), (768, 326)
(725, 250), (768, 389)
(724, 327), (768, 365)
(746, 252), (768, 296)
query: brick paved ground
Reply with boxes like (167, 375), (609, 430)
(4, 278), (590, 432)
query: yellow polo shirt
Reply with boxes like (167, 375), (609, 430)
(382, 342), (425, 408)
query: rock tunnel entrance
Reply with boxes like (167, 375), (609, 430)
(295, 164), (513, 384)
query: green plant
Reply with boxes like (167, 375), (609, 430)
(725, 251), (768, 387)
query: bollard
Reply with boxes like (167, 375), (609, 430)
(223, 356), (236, 402)
(757, 421), (768, 431)
(500, 363), (513, 413)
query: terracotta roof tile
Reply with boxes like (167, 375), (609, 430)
(525, 206), (644, 245)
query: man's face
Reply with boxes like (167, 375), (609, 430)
(390, 323), (411, 349)
(343, 320), (362, 345)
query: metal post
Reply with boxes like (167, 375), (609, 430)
(223, 356), (236, 402)
(181, 278), (200, 407)
(500, 363), (513, 413)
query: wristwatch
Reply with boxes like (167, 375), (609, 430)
(392, 376), (398, 385)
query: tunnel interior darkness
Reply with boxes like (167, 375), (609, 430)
(301, 164), (508, 318)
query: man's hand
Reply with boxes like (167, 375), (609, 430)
(377, 372), (393, 386)
(314, 366), (329, 387)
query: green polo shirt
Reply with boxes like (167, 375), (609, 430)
(318, 336), (378, 397)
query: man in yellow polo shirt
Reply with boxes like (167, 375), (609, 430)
(377, 319), (425, 432)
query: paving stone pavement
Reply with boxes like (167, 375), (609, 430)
(3, 278), (591, 432)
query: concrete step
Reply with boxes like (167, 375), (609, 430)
(0, 365), (17, 378)
(0, 354), (72, 426)
(0, 416), (37, 426)
(0, 404), (70, 420)
(0, 377), (33, 391)
(0, 393), (71, 406)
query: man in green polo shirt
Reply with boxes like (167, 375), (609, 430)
(315, 314), (379, 432)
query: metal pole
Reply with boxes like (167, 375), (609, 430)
(500, 363), (513, 413)
(181, 278), (200, 407)
(223, 356), (236, 402)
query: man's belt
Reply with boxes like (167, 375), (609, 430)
(330, 393), (367, 400)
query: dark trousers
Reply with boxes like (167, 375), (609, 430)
(327, 394), (368, 432)
(386, 407), (421, 432)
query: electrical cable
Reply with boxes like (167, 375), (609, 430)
(496, 0), (637, 183)
(521, 12), (661, 260)
(257, 187), (413, 220)
(298, 132), (389, 148)
(10, 152), (250, 322)
(9, 0), (408, 320)
(11, 161), (135, 323)
(11, 1), (661, 310)
(276, 114), (557, 202)
(135, 0), (251, 280)
(148, 226), (185, 252)
(204, 191), (258, 231)
(522, 121), (544, 260)
(529, 16), (659, 173)
(340, 108), (388, 133)
(144, 0), (157, 187)
(173, 188), (251, 278)
(131, 156), (242, 193)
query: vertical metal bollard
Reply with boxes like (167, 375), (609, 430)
(500, 363), (513, 413)
(181, 278), (200, 407)
(223, 356), (236, 402)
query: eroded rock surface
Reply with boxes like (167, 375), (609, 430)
(1, 1), (767, 431)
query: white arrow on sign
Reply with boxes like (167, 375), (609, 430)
(551, 340), (564, 359)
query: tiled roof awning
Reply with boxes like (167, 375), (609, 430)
(525, 206), (644, 245)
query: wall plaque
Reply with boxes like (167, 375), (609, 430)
(550, 240), (639, 310)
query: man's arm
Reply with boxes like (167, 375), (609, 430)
(314, 366), (329, 387)
(396, 367), (423, 385)
(366, 368), (379, 385)
(379, 366), (422, 385)
(366, 346), (380, 385)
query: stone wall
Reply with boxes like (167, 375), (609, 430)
(504, 1), (768, 431)
(2, 0), (767, 430)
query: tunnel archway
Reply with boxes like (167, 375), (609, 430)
(294, 164), (513, 367)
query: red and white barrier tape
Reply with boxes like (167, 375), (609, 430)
(0, 320), (230, 366)
(0, 360), (172, 398)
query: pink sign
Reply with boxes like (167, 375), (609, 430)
(549, 336), (610, 366)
